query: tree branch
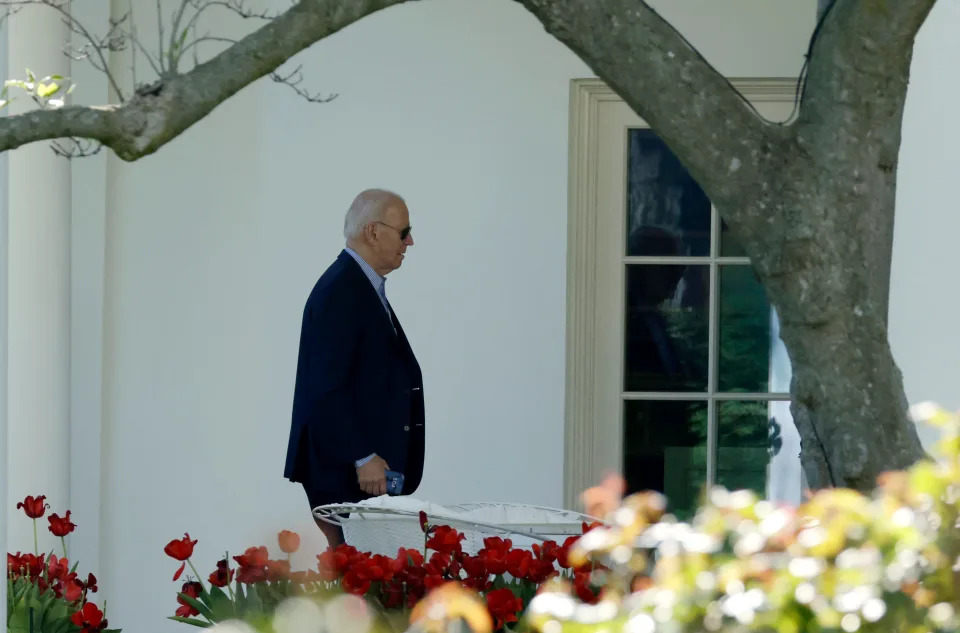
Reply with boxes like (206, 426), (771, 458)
(515, 0), (784, 217)
(0, 0), (126, 99)
(0, 0), (414, 160)
(801, 0), (937, 134)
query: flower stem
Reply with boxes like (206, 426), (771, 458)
(187, 559), (206, 594)
(32, 519), (38, 556)
(61, 536), (67, 559)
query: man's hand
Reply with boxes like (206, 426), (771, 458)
(356, 455), (390, 495)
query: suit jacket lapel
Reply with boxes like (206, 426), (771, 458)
(339, 250), (404, 345)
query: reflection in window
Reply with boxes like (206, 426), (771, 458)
(718, 265), (772, 393)
(626, 129), (711, 257)
(623, 400), (707, 520)
(716, 400), (770, 496)
(624, 263), (708, 392)
(617, 128), (803, 510)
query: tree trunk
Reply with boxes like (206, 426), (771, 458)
(516, 0), (934, 492)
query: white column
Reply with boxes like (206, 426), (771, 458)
(68, 0), (110, 576)
(5, 4), (72, 556)
(0, 7), (10, 626)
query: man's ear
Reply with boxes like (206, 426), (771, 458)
(363, 222), (377, 243)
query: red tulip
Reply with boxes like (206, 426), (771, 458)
(71, 602), (108, 633)
(482, 536), (513, 555)
(395, 547), (424, 568)
(208, 559), (234, 587)
(425, 525), (465, 555)
(233, 546), (270, 584)
(8, 552), (43, 579)
(175, 580), (203, 618)
(47, 554), (72, 581)
(164, 533), (198, 580)
(532, 540), (561, 563)
(506, 549), (532, 579)
(164, 533), (198, 561)
(418, 510), (430, 533)
(266, 559), (291, 581)
(17, 495), (47, 519)
(573, 570), (600, 604)
(485, 588), (523, 630)
(64, 579), (84, 602)
(527, 558), (558, 583)
(48, 511), (76, 537)
(277, 530), (300, 554)
(342, 566), (371, 595)
(479, 548), (508, 576)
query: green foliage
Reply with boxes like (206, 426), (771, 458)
(2, 69), (76, 110)
(168, 578), (342, 628)
(520, 403), (960, 633)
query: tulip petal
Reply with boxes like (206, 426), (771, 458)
(173, 561), (186, 581)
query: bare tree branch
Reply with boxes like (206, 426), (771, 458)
(515, 0), (785, 220)
(270, 65), (336, 103)
(192, 0), (282, 21)
(50, 137), (103, 158)
(0, 0), (414, 160)
(156, 0), (166, 74)
(168, 0), (193, 74)
(0, 0), (126, 99)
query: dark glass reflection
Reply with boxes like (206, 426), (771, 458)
(623, 400), (707, 520)
(718, 265), (772, 393)
(716, 401), (772, 496)
(624, 264), (709, 392)
(626, 129), (711, 257)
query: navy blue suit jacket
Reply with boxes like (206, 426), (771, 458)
(284, 250), (425, 499)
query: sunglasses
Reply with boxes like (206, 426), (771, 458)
(375, 221), (412, 241)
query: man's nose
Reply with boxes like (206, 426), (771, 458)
(405, 234), (414, 246)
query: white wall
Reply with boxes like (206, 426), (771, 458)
(61, 0), (960, 630)
(890, 0), (960, 449)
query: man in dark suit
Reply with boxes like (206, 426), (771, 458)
(284, 188), (425, 547)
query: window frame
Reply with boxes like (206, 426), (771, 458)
(563, 78), (799, 510)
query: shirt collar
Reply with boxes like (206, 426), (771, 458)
(344, 246), (386, 290)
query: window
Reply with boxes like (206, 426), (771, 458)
(564, 79), (804, 516)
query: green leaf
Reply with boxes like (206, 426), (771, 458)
(168, 617), (212, 629)
(25, 68), (35, 82)
(204, 586), (235, 621)
(178, 594), (215, 623)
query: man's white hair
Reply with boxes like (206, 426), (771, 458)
(343, 188), (405, 241)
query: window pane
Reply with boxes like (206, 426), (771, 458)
(718, 265), (771, 393)
(625, 264), (709, 392)
(716, 401), (772, 496)
(623, 399), (707, 520)
(719, 218), (747, 257)
(626, 129), (711, 257)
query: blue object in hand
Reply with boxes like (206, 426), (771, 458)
(385, 470), (405, 495)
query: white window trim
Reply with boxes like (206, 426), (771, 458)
(563, 77), (800, 510)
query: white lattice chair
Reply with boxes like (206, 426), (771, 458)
(313, 496), (602, 556)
